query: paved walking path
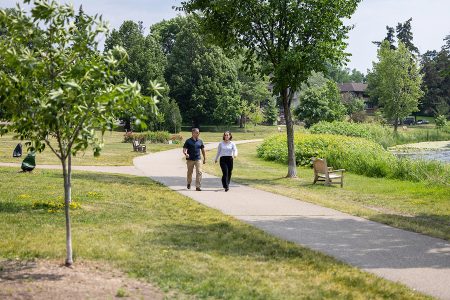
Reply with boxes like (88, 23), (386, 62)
(2, 140), (449, 299)
(134, 141), (450, 300)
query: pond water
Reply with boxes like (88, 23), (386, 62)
(392, 150), (450, 163)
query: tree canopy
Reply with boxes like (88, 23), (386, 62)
(420, 35), (450, 116)
(367, 41), (423, 131)
(295, 72), (346, 128)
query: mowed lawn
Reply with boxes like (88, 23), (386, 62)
(204, 142), (450, 241)
(0, 167), (429, 299)
(0, 131), (179, 166)
(0, 125), (281, 166)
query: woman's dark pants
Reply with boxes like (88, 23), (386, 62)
(219, 156), (233, 189)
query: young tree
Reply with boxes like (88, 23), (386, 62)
(181, 0), (360, 177)
(159, 97), (182, 133)
(0, 1), (160, 266)
(368, 41), (423, 132)
(264, 96), (279, 125)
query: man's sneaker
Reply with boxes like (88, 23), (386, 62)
(225, 188), (229, 192)
(196, 187), (202, 191)
(187, 184), (191, 189)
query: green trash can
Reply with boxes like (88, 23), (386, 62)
(21, 152), (36, 172)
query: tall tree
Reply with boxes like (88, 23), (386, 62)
(373, 18), (419, 55)
(421, 35), (450, 116)
(105, 20), (167, 96)
(372, 26), (396, 50)
(295, 72), (346, 128)
(0, 1), (159, 266)
(181, 0), (360, 177)
(166, 18), (240, 127)
(368, 41), (423, 132)
(396, 18), (419, 55)
(150, 16), (186, 56)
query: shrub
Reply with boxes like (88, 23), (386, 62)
(170, 134), (183, 144)
(123, 132), (147, 143)
(309, 121), (394, 148)
(123, 131), (171, 144)
(146, 131), (171, 143)
(257, 133), (449, 184)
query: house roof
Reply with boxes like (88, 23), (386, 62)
(339, 83), (368, 92)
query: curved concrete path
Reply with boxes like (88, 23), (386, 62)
(133, 141), (450, 300)
(2, 141), (449, 299)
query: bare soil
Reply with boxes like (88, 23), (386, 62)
(0, 259), (164, 300)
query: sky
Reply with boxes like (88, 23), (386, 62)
(2, 0), (449, 73)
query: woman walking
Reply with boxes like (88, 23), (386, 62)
(215, 131), (238, 192)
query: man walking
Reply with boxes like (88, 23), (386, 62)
(183, 128), (206, 191)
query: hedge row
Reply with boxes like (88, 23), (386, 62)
(123, 131), (183, 144)
(257, 134), (449, 184)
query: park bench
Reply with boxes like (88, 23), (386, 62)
(132, 139), (147, 153)
(312, 158), (345, 187)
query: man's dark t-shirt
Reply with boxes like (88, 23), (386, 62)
(183, 138), (204, 161)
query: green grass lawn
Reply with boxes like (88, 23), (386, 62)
(204, 142), (450, 241)
(0, 131), (179, 166)
(0, 166), (429, 299)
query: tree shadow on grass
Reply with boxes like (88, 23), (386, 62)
(140, 221), (309, 261)
(45, 172), (163, 189)
(0, 201), (28, 213)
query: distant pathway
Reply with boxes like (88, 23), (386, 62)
(1, 140), (449, 299)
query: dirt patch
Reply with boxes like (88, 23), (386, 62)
(0, 259), (164, 300)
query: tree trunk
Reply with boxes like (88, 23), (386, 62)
(62, 155), (73, 267)
(282, 88), (297, 178)
(393, 117), (399, 132)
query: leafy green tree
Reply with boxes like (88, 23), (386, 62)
(421, 36), (450, 116)
(248, 103), (264, 132)
(159, 97), (182, 133)
(264, 96), (279, 125)
(181, 0), (360, 177)
(342, 94), (366, 122)
(105, 20), (167, 96)
(237, 64), (272, 127)
(0, 1), (160, 266)
(295, 73), (346, 128)
(368, 41), (423, 132)
(435, 115), (447, 129)
(326, 64), (365, 83)
(150, 16), (186, 56)
(166, 18), (240, 127)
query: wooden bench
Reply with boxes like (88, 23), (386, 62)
(132, 140), (147, 152)
(312, 158), (345, 187)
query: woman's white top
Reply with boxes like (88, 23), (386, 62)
(215, 141), (238, 160)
